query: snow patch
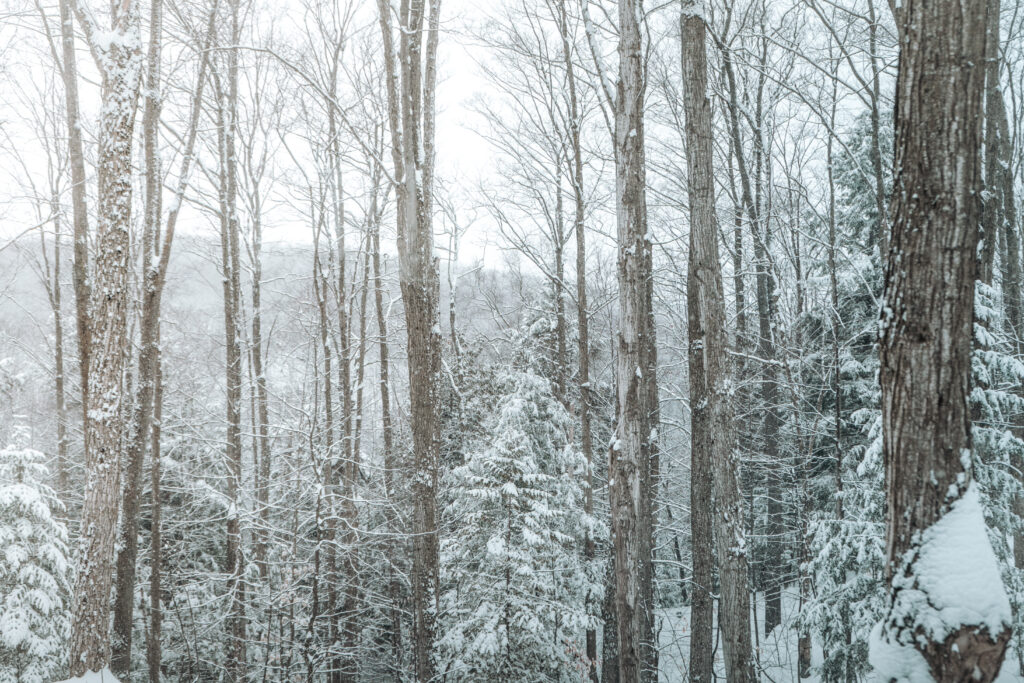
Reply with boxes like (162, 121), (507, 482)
(868, 622), (932, 683)
(55, 669), (122, 683)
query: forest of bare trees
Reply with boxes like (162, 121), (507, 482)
(0, 0), (1022, 681)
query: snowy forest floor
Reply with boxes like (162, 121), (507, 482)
(656, 587), (1024, 683)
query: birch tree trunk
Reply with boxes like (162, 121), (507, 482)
(873, 1), (1011, 679)
(67, 0), (144, 675)
(681, 7), (752, 683)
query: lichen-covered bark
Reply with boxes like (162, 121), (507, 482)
(67, 1), (144, 676)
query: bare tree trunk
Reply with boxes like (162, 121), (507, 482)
(554, 1), (598, 676)
(376, 1), (443, 678)
(329, 118), (359, 683)
(111, 0), (163, 671)
(57, 0), (91, 412)
(67, 1), (144, 676)
(554, 167), (567, 403)
(681, 14), (713, 683)
(43, 196), (70, 501)
(371, 184), (404, 673)
(313, 221), (340, 683)
(251, 211), (271, 581)
(147, 342), (164, 682)
(681, 8), (752, 683)
(601, 552), (620, 683)
(216, 3), (248, 672)
(874, 1), (1011, 679)
(610, 1), (659, 680)
(867, 0), (889, 262)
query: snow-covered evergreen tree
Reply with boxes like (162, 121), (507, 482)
(439, 370), (602, 681)
(802, 253), (886, 683)
(970, 282), (1024, 659)
(0, 425), (71, 683)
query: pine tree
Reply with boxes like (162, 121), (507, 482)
(439, 370), (602, 680)
(0, 426), (72, 683)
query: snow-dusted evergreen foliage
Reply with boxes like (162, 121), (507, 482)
(970, 282), (1024, 654)
(802, 253), (886, 683)
(0, 426), (71, 683)
(439, 369), (602, 680)
(802, 112), (889, 682)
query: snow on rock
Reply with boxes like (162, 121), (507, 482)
(55, 669), (122, 683)
(870, 484), (1011, 681)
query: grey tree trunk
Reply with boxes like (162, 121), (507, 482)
(111, 0), (164, 671)
(680, 10), (712, 683)
(376, 1), (443, 678)
(554, 1), (598, 676)
(67, 1), (144, 675)
(147, 342), (164, 682)
(57, 0), (91, 414)
(216, 2), (248, 674)
(876, 0), (1011, 679)
(610, 1), (659, 681)
(681, 8), (752, 683)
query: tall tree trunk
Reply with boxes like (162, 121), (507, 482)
(44, 196), (69, 500)
(313, 223), (340, 683)
(111, 0), (163, 671)
(57, 0), (91, 413)
(329, 120), (358, 683)
(147, 342), (164, 682)
(67, 1), (144, 676)
(873, 1), (1011, 680)
(601, 552), (620, 683)
(376, 1), (443, 678)
(217, 2), (248, 672)
(681, 8), (752, 683)
(867, 0), (889, 262)
(714, 33), (758, 683)
(371, 188), (404, 674)
(251, 210), (271, 581)
(555, 1), (598, 676)
(610, 1), (659, 680)
(681, 11), (713, 683)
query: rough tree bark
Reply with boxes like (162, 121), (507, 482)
(65, 0), (144, 676)
(610, 0), (659, 680)
(873, 0), (1012, 680)
(681, 6), (753, 683)
(681, 11), (712, 683)
(111, 0), (163, 671)
(376, 0), (443, 679)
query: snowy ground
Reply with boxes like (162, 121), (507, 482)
(56, 670), (121, 683)
(656, 587), (1024, 683)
